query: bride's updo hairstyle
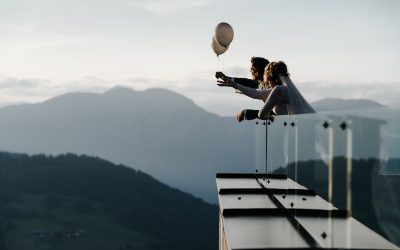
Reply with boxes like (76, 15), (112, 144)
(265, 61), (290, 88)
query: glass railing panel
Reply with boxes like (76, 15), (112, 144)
(254, 120), (267, 174)
(288, 113), (334, 204)
(263, 108), (400, 245)
(326, 113), (351, 210)
(343, 108), (400, 246)
(266, 115), (291, 175)
(296, 115), (322, 189)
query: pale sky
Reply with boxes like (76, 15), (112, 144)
(1, 0), (399, 115)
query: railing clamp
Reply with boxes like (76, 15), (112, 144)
(340, 121), (347, 130)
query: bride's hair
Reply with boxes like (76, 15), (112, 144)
(265, 61), (290, 88)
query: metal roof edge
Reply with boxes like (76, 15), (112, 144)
(216, 173), (287, 179)
(218, 188), (317, 196)
(223, 208), (350, 218)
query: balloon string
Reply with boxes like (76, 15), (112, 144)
(218, 55), (224, 72)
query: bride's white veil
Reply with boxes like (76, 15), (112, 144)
(280, 75), (316, 114)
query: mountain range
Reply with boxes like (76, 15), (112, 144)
(311, 98), (384, 112)
(0, 87), (256, 203)
(0, 87), (386, 202)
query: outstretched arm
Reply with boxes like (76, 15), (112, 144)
(218, 79), (270, 100)
(236, 83), (270, 101)
(216, 72), (259, 89)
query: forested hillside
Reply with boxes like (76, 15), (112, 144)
(0, 152), (218, 250)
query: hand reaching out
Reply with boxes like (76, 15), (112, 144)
(217, 78), (237, 88)
(215, 71), (237, 88)
(236, 110), (245, 122)
(215, 71), (226, 79)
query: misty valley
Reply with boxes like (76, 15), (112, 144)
(0, 88), (399, 249)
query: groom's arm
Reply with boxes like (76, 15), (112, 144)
(244, 109), (259, 120)
(216, 72), (259, 89)
(233, 78), (259, 89)
(243, 109), (275, 120)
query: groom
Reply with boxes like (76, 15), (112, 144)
(216, 57), (273, 122)
(215, 57), (269, 89)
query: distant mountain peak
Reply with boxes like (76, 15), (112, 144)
(311, 98), (384, 112)
(103, 86), (192, 100)
(103, 85), (136, 95)
(0, 86), (239, 203)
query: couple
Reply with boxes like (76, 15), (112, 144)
(216, 57), (315, 122)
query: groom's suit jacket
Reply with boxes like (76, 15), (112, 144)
(233, 78), (259, 89)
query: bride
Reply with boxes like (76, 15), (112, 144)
(218, 61), (315, 122)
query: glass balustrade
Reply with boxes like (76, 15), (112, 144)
(257, 107), (400, 245)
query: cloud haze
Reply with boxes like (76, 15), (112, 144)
(0, 0), (399, 114)
(129, 0), (214, 15)
(0, 78), (44, 90)
(1, 75), (399, 116)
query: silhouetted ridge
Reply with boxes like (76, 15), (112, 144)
(311, 98), (384, 112)
(0, 87), (255, 203)
(0, 151), (218, 250)
(103, 86), (137, 95)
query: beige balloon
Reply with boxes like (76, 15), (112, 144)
(211, 36), (228, 56)
(215, 22), (234, 47)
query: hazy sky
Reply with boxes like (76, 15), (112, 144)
(1, 0), (399, 115)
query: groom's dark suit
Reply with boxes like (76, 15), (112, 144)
(233, 78), (259, 89)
